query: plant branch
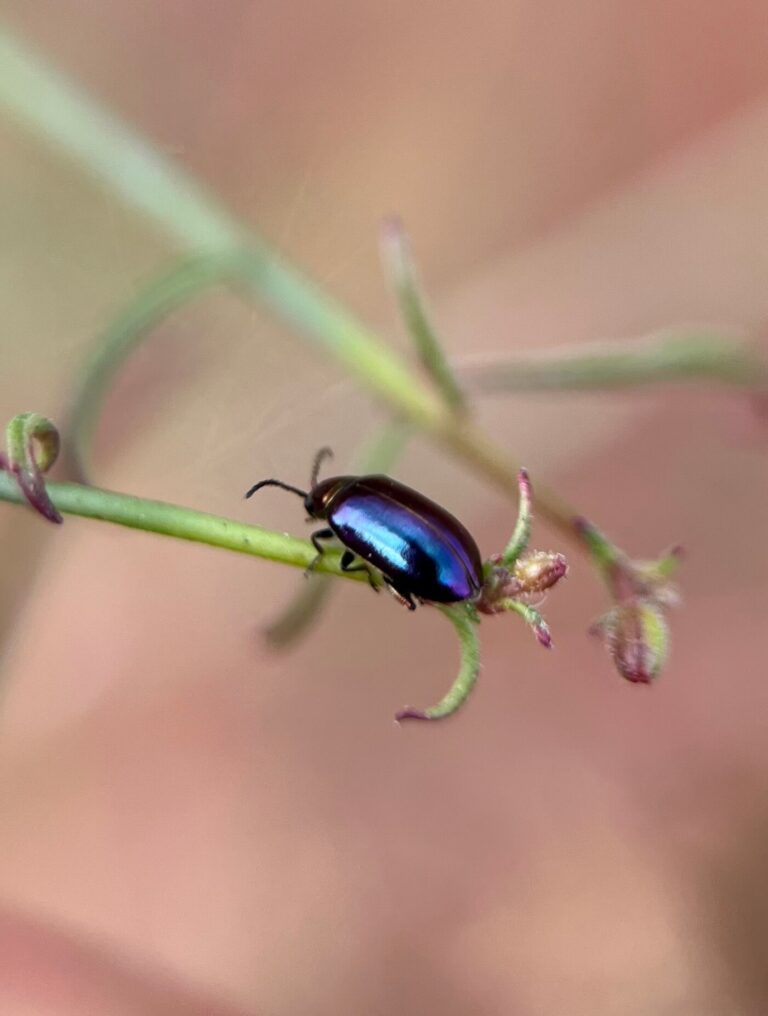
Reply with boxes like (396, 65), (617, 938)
(0, 29), (583, 540)
(10, 29), (763, 558)
(380, 217), (467, 414)
(457, 331), (768, 394)
(0, 471), (368, 582)
(66, 253), (246, 481)
(6, 31), (751, 697)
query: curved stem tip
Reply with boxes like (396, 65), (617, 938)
(396, 605), (480, 722)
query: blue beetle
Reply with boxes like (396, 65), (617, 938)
(245, 448), (483, 610)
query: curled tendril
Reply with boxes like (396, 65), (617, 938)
(396, 605), (481, 722)
(1, 414), (62, 523)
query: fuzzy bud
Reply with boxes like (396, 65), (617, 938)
(592, 599), (668, 684)
(513, 550), (568, 595)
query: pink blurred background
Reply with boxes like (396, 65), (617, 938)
(1, 2), (768, 1013)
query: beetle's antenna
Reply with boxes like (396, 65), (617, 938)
(244, 479), (308, 500)
(310, 446), (334, 488)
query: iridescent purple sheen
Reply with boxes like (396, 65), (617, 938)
(323, 475), (482, 603)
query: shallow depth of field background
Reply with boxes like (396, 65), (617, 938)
(1, 4), (768, 1014)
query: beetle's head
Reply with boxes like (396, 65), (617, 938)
(305, 476), (353, 519)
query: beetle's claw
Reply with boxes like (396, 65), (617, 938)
(383, 581), (417, 611)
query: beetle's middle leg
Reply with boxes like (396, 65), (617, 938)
(340, 549), (379, 592)
(307, 527), (334, 576)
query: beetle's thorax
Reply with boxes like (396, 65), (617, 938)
(304, 475), (356, 519)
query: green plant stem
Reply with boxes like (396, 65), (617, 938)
(0, 32), (446, 424)
(66, 253), (246, 480)
(501, 599), (551, 647)
(501, 469), (532, 566)
(67, 252), (766, 491)
(396, 605), (481, 721)
(0, 472), (367, 582)
(6, 30), (763, 561)
(380, 217), (466, 413)
(458, 332), (768, 393)
(0, 30), (578, 537)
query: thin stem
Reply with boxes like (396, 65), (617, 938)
(0, 29), (582, 543)
(66, 253), (245, 481)
(0, 31), (447, 423)
(457, 331), (768, 394)
(354, 419), (413, 470)
(396, 605), (481, 722)
(501, 469), (532, 566)
(380, 217), (466, 414)
(13, 29), (755, 571)
(263, 575), (336, 647)
(66, 247), (765, 492)
(500, 599), (552, 648)
(0, 472), (368, 582)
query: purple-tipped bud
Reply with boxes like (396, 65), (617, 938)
(592, 600), (668, 684)
(3, 414), (62, 524)
(533, 622), (553, 649)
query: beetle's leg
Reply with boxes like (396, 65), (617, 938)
(340, 550), (379, 592)
(382, 576), (417, 611)
(307, 527), (334, 576)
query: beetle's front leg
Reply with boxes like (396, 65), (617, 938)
(307, 527), (334, 576)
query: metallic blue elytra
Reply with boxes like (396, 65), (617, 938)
(245, 450), (484, 611)
(310, 475), (483, 605)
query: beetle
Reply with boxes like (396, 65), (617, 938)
(245, 447), (483, 610)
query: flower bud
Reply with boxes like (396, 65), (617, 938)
(3, 413), (62, 523)
(592, 600), (668, 684)
(513, 550), (568, 595)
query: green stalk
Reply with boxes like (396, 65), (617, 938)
(396, 605), (481, 721)
(0, 29), (578, 537)
(380, 217), (467, 413)
(66, 253), (246, 480)
(459, 332), (767, 393)
(0, 472), (367, 582)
